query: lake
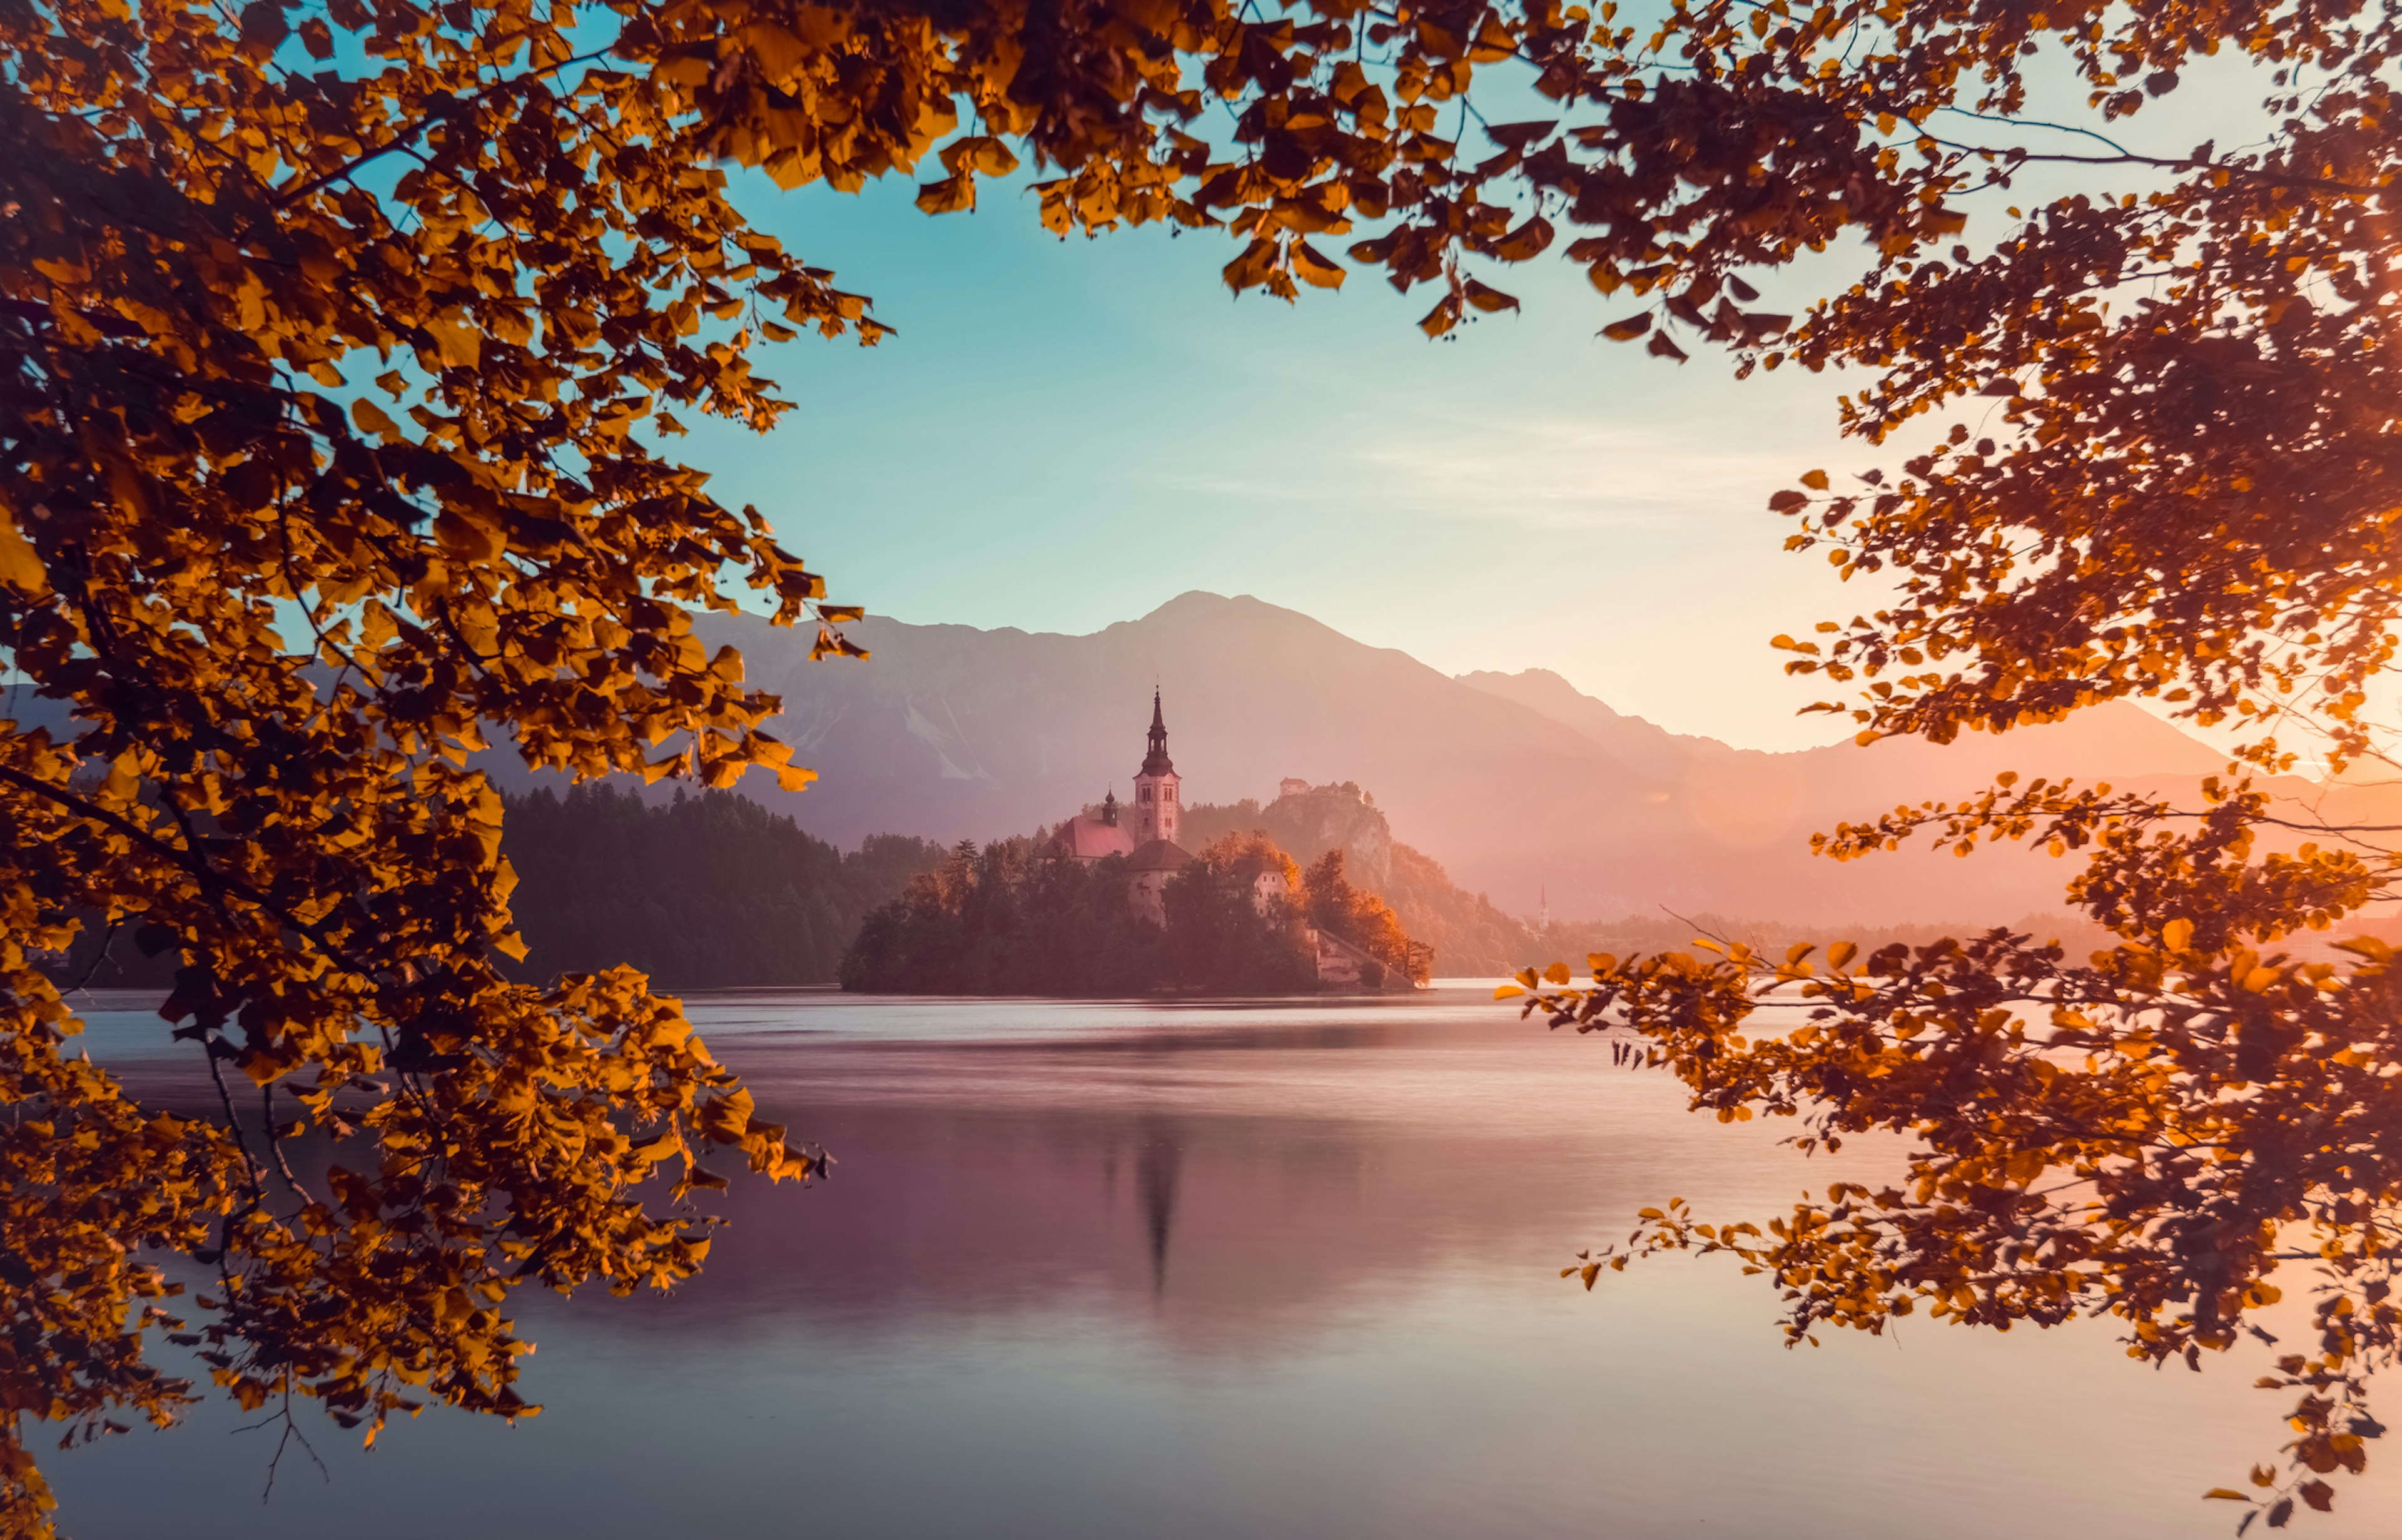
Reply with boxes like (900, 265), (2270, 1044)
(42, 985), (2402, 1537)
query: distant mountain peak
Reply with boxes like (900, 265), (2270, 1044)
(1127, 589), (1357, 641)
(1456, 667), (1726, 779)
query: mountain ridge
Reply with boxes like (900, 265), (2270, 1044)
(1458, 663), (2227, 779)
(664, 589), (2231, 925)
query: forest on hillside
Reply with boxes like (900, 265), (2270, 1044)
(40, 781), (943, 991)
(497, 785), (945, 987)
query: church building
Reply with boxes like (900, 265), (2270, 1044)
(1050, 692), (1195, 921)
(1125, 692), (1193, 921)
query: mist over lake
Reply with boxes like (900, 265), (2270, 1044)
(49, 987), (2398, 1539)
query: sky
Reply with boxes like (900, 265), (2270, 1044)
(667, 55), (2261, 755)
(4, 36), (2260, 757)
(677, 168), (1880, 752)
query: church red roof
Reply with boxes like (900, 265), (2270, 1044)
(1053, 815), (1136, 861)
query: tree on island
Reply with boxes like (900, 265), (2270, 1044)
(1182, 782), (1529, 975)
(842, 838), (1173, 994)
(4, 0), (2392, 1524)
(1165, 834), (1323, 995)
(1301, 851), (1434, 990)
(840, 831), (1324, 995)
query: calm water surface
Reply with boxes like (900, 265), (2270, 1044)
(44, 986), (2402, 1537)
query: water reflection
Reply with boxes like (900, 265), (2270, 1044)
(1133, 1122), (1178, 1298)
(612, 994), (1708, 1355)
(41, 987), (2402, 1539)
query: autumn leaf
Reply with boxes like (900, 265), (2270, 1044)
(1462, 278), (1519, 313)
(1489, 216), (1555, 261)
(425, 315), (480, 369)
(1290, 241), (1346, 289)
(1223, 236), (1280, 291)
(352, 398), (403, 443)
(916, 175), (976, 214)
(0, 512), (44, 594)
(938, 135), (1020, 177)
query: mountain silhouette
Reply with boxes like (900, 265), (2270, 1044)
(680, 591), (2231, 925)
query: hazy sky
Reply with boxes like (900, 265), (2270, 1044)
(649, 38), (2275, 754)
(681, 170), (1880, 752)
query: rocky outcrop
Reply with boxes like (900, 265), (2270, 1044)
(1184, 782), (1535, 977)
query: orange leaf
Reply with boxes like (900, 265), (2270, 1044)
(1290, 240), (1346, 289)
(0, 510), (46, 594)
(915, 176), (976, 214)
(1489, 215), (1554, 261)
(1462, 278), (1519, 313)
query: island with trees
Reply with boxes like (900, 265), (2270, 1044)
(840, 833), (1429, 996)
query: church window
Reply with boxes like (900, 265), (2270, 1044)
(1140, 786), (1152, 803)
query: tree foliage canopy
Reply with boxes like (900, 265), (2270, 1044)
(4, 0), (2394, 1521)
(839, 831), (1325, 995)
(6, 0), (883, 1521)
(1300, 849), (1434, 987)
(841, 838), (1185, 994)
(1473, 0), (2401, 1521)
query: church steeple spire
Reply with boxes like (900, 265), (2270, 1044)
(1140, 689), (1174, 777)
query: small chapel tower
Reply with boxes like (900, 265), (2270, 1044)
(1132, 690), (1180, 846)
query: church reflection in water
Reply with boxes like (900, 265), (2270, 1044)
(554, 997), (1666, 1356)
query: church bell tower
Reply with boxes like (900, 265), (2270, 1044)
(1132, 690), (1180, 846)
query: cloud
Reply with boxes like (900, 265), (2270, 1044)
(1151, 410), (1817, 530)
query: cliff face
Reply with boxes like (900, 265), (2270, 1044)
(1185, 783), (1393, 889)
(1184, 783), (1535, 977)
